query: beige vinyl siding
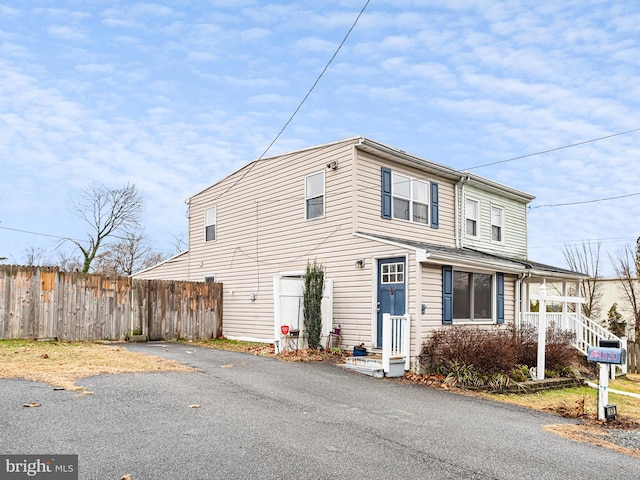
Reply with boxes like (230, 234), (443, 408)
(135, 136), (524, 360)
(355, 150), (456, 247)
(134, 252), (191, 280)
(420, 263), (445, 334)
(140, 138), (421, 349)
(417, 265), (517, 349)
(461, 184), (528, 259)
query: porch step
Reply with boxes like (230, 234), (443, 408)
(340, 356), (384, 378)
(340, 356), (407, 378)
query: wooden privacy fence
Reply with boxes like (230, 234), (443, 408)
(628, 340), (640, 375)
(0, 265), (222, 342)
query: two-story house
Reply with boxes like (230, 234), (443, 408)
(134, 136), (588, 371)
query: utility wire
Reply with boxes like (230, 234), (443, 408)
(212, 0), (371, 202)
(0, 225), (82, 242)
(462, 127), (640, 171)
(530, 191), (640, 209)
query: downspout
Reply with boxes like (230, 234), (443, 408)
(517, 271), (531, 328)
(455, 175), (471, 249)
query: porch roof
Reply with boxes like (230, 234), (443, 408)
(355, 232), (587, 279)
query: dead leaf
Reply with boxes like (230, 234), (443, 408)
(188, 404), (201, 408)
(41, 354), (49, 359)
(120, 475), (132, 480)
(22, 403), (41, 408)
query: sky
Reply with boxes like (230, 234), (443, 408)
(1, 0), (639, 276)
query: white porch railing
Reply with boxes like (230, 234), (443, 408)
(382, 313), (410, 374)
(521, 312), (627, 375)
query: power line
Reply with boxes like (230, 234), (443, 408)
(462, 127), (640, 171)
(212, 0), (371, 202)
(530, 191), (640, 209)
(0, 225), (82, 242)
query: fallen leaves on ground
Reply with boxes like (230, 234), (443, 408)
(544, 423), (640, 459)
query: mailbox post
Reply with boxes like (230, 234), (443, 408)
(587, 340), (624, 421)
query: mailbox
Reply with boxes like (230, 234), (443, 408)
(587, 346), (623, 364)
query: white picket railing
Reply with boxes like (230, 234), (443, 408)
(382, 313), (410, 374)
(520, 311), (627, 375)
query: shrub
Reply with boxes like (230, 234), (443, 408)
(419, 325), (517, 375)
(420, 324), (581, 386)
(303, 261), (324, 350)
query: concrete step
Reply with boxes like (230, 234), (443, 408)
(341, 356), (407, 378)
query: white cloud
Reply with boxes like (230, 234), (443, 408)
(46, 25), (87, 41)
(75, 63), (115, 74)
(1, 0), (639, 273)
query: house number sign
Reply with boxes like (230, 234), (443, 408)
(587, 346), (623, 365)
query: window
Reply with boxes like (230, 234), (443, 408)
(205, 206), (216, 241)
(381, 262), (404, 284)
(442, 266), (503, 325)
(466, 198), (479, 237)
(392, 172), (429, 224)
(491, 206), (504, 242)
(204, 275), (216, 283)
(453, 271), (492, 322)
(305, 171), (324, 219)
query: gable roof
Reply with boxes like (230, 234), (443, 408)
(186, 136), (535, 205)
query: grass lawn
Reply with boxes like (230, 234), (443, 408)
(482, 381), (640, 421)
(0, 339), (193, 393)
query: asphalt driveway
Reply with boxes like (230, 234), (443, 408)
(1, 342), (638, 479)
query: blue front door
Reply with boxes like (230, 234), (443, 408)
(376, 257), (406, 348)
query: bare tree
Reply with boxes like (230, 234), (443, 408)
(611, 236), (640, 339)
(55, 250), (83, 272)
(70, 183), (144, 273)
(21, 244), (51, 266)
(169, 232), (188, 254)
(563, 241), (602, 319)
(92, 230), (166, 276)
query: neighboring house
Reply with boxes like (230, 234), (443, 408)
(599, 277), (638, 340)
(134, 136), (589, 369)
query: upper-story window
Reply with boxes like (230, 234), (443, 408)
(305, 171), (325, 219)
(205, 206), (216, 242)
(392, 172), (429, 224)
(465, 198), (479, 237)
(491, 205), (504, 242)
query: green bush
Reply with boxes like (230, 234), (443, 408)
(303, 261), (324, 350)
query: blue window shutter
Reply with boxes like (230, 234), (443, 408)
(442, 265), (453, 324)
(381, 167), (392, 219)
(496, 273), (504, 324)
(431, 182), (439, 228)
